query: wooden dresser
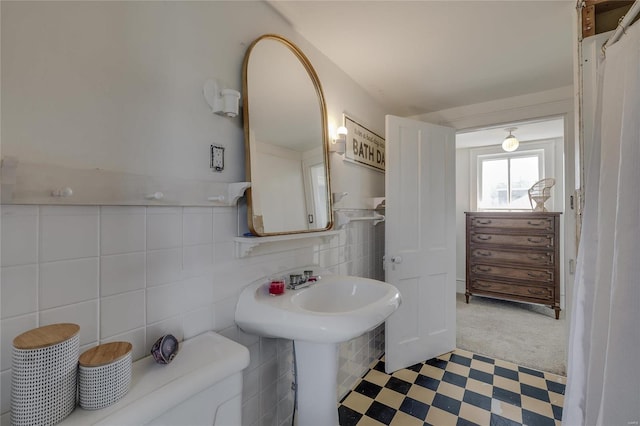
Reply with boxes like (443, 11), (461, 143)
(465, 212), (561, 319)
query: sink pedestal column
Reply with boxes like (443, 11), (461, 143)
(294, 341), (339, 426)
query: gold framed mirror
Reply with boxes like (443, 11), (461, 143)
(242, 34), (332, 236)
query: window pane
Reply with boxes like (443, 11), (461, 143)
(510, 156), (540, 208)
(479, 158), (508, 208)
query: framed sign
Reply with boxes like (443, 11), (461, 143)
(343, 115), (385, 172)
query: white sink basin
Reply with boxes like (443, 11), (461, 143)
(235, 273), (401, 343)
(235, 271), (401, 426)
(291, 277), (392, 313)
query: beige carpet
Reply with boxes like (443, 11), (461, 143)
(456, 293), (566, 376)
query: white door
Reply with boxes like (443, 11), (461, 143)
(384, 115), (457, 373)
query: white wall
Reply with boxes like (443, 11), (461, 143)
(0, 2), (387, 425)
(1, 1), (386, 206)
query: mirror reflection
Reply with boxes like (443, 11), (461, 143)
(243, 34), (332, 236)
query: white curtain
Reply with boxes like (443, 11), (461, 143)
(563, 19), (640, 426)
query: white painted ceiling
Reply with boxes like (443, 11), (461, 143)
(455, 116), (565, 148)
(268, 0), (576, 118)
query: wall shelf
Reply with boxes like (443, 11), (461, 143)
(0, 159), (250, 207)
(334, 210), (385, 228)
(234, 230), (341, 258)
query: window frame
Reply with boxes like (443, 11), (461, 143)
(477, 150), (544, 210)
(470, 139), (556, 212)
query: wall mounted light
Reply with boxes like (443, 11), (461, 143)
(329, 126), (348, 154)
(203, 79), (241, 118)
(502, 127), (519, 152)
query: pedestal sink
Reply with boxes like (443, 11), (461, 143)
(235, 272), (401, 426)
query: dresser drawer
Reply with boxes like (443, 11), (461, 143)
(469, 279), (554, 301)
(469, 248), (554, 267)
(470, 263), (553, 283)
(465, 212), (561, 318)
(470, 232), (555, 248)
(469, 216), (555, 231)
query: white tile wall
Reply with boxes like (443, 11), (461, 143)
(146, 207), (181, 250)
(146, 248), (182, 286)
(102, 327), (147, 361)
(39, 206), (99, 262)
(100, 206), (146, 255)
(0, 371), (10, 414)
(182, 306), (214, 339)
(39, 258), (99, 309)
(183, 207), (213, 245)
(0, 206), (38, 267)
(146, 281), (185, 323)
(0, 313), (38, 371)
(0, 265), (38, 319)
(0, 205), (385, 426)
(100, 290), (146, 338)
(100, 252), (146, 296)
(40, 300), (99, 345)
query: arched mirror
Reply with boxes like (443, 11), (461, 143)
(242, 34), (332, 236)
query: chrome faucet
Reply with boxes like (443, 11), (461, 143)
(287, 270), (319, 290)
(287, 274), (308, 290)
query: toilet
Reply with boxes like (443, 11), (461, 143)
(60, 331), (249, 425)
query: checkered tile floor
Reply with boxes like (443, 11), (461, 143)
(338, 349), (565, 426)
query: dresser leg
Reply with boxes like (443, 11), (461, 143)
(554, 307), (560, 320)
(465, 293), (470, 303)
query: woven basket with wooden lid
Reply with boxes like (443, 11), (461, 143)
(78, 341), (133, 410)
(11, 323), (80, 426)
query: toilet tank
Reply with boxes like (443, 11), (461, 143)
(61, 331), (250, 426)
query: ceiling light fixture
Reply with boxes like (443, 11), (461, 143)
(502, 127), (519, 152)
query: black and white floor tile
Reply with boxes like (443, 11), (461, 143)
(338, 349), (565, 426)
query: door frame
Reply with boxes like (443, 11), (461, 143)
(411, 87), (576, 337)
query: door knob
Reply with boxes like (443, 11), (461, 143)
(391, 256), (403, 264)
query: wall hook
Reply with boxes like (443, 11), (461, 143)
(146, 192), (164, 200)
(51, 187), (73, 198)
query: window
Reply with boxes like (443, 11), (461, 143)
(478, 150), (543, 210)
(469, 138), (559, 212)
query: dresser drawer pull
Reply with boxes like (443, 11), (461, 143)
(476, 235), (492, 241)
(527, 254), (547, 261)
(476, 250), (492, 257)
(527, 272), (548, 279)
(476, 219), (492, 225)
(527, 237), (545, 244)
(527, 220), (548, 227)
(527, 288), (547, 295)
(476, 266), (492, 272)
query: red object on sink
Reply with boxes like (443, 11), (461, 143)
(269, 279), (285, 295)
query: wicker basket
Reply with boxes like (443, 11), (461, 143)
(78, 342), (133, 410)
(11, 323), (80, 426)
